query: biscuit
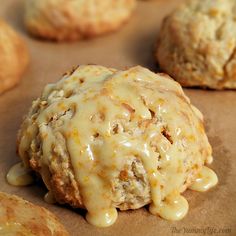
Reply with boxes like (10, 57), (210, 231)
(156, 0), (236, 89)
(0, 191), (69, 235)
(0, 20), (29, 94)
(15, 65), (217, 227)
(24, 0), (136, 41)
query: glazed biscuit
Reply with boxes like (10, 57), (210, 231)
(15, 65), (217, 227)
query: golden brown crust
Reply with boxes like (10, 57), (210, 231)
(50, 172), (84, 208)
(0, 20), (29, 94)
(156, 0), (236, 89)
(0, 192), (69, 236)
(26, 130), (84, 208)
(24, 0), (136, 41)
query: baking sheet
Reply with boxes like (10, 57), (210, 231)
(0, 0), (235, 235)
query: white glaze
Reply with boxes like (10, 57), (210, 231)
(44, 191), (56, 204)
(149, 192), (189, 221)
(189, 166), (218, 192)
(6, 162), (33, 186)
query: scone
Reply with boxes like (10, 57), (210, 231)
(24, 0), (136, 41)
(0, 191), (69, 236)
(156, 0), (236, 89)
(0, 20), (29, 94)
(14, 65), (217, 227)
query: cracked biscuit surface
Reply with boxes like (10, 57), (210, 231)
(17, 65), (214, 226)
(156, 0), (236, 89)
(24, 0), (136, 41)
(0, 192), (69, 236)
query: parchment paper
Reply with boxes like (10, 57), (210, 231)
(0, 1), (235, 235)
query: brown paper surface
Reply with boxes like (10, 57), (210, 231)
(0, 1), (235, 235)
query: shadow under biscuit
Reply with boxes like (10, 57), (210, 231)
(204, 118), (231, 188)
(187, 117), (231, 206)
(124, 0), (185, 73)
(208, 136), (231, 188)
(126, 30), (159, 71)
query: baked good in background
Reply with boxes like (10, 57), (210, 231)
(9, 65), (218, 227)
(0, 20), (29, 94)
(24, 0), (136, 41)
(156, 0), (236, 89)
(0, 191), (69, 236)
